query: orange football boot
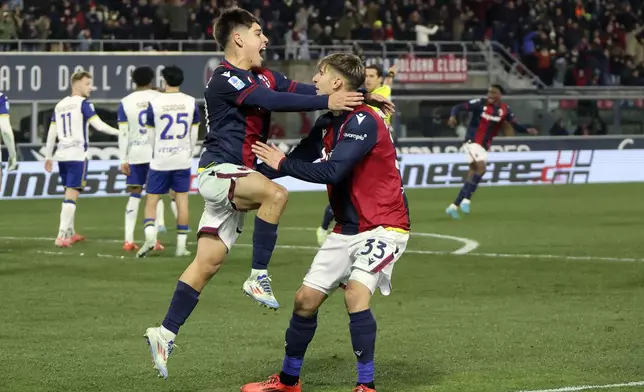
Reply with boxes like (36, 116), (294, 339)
(353, 385), (376, 392)
(122, 242), (139, 251)
(154, 240), (164, 251)
(70, 233), (85, 244)
(240, 374), (301, 392)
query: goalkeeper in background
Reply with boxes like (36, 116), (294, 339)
(315, 64), (396, 246)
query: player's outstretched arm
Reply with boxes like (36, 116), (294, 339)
(505, 108), (538, 135)
(270, 69), (318, 95)
(253, 113), (378, 185)
(448, 98), (483, 127)
(213, 72), (363, 113)
(117, 102), (129, 164)
(256, 124), (325, 179)
(82, 100), (119, 136)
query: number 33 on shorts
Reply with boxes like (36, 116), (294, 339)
(355, 238), (399, 274)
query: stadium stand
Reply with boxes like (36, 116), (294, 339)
(1, 0), (642, 87)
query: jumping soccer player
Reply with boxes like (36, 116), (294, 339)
(241, 53), (410, 392)
(142, 8), (393, 381)
(316, 63), (397, 246)
(445, 84), (538, 219)
(44, 71), (120, 247)
(136, 65), (199, 258)
(118, 66), (167, 252)
(0, 92), (17, 190)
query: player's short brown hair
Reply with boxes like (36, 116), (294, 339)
(318, 53), (366, 91)
(213, 7), (259, 48)
(71, 71), (92, 83)
(365, 64), (383, 78)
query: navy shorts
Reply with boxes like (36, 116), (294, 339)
(126, 163), (150, 187)
(147, 168), (191, 195)
(58, 160), (87, 189)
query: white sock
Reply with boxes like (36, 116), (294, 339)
(144, 221), (157, 244)
(177, 233), (187, 251)
(156, 199), (165, 228)
(125, 196), (141, 242)
(250, 268), (268, 278)
(59, 201), (76, 238)
(160, 325), (177, 342)
(170, 199), (178, 221)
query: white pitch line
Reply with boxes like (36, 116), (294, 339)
(280, 226), (480, 255)
(518, 380), (644, 392)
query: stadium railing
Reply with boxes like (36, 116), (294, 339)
(7, 87), (643, 145)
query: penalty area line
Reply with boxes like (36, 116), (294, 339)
(518, 380), (644, 392)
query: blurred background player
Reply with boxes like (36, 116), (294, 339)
(445, 84), (538, 219)
(242, 53), (409, 392)
(141, 8), (393, 381)
(0, 91), (17, 190)
(136, 65), (199, 258)
(316, 63), (397, 246)
(43, 71), (120, 247)
(118, 66), (168, 252)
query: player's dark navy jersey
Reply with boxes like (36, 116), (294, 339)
(199, 60), (326, 171)
(276, 105), (410, 235)
(451, 98), (527, 150)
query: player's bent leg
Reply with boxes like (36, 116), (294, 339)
(137, 193), (161, 258)
(234, 172), (289, 309)
(144, 233), (228, 379)
(124, 186), (143, 251)
(173, 191), (190, 256)
(461, 161), (486, 214)
(241, 286), (326, 392)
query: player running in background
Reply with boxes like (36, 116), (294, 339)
(445, 84), (538, 219)
(0, 92), (18, 190)
(136, 65), (199, 258)
(242, 53), (409, 392)
(316, 63), (397, 246)
(118, 66), (168, 252)
(142, 8), (393, 381)
(44, 71), (120, 247)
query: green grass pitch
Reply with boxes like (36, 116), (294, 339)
(1, 184), (643, 392)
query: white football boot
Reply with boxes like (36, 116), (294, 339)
(143, 327), (175, 379)
(243, 273), (280, 310)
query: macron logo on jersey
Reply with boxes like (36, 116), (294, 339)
(344, 132), (368, 141)
(228, 76), (246, 90)
(222, 71), (231, 77)
(356, 113), (366, 125)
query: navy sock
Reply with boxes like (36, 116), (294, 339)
(454, 183), (468, 206)
(320, 204), (334, 230)
(464, 173), (483, 199)
(349, 309), (377, 387)
(161, 281), (200, 335)
(252, 216), (278, 270)
(280, 312), (318, 386)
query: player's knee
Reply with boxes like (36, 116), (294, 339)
(266, 183), (289, 206)
(344, 280), (372, 313)
(293, 287), (323, 317)
(194, 234), (227, 277)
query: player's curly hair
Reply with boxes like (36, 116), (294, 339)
(318, 53), (366, 91)
(213, 7), (259, 48)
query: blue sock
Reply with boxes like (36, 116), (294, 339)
(280, 312), (318, 386)
(320, 204), (334, 230)
(161, 281), (200, 336)
(464, 173), (483, 199)
(252, 216), (278, 270)
(349, 309), (377, 387)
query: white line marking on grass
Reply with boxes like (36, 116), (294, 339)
(518, 380), (644, 392)
(282, 227), (480, 254)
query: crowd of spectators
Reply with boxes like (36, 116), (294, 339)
(0, 0), (642, 86)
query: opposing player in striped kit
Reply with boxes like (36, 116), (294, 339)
(43, 71), (121, 247)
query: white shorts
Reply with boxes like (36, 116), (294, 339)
(196, 163), (254, 251)
(463, 142), (488, 164)
(303, 226), (409, 296)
